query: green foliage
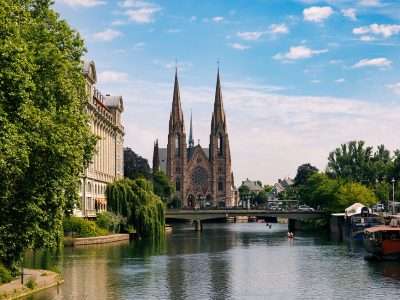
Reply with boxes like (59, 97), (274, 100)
(96, 212), (123, 233)
(0, 1), (96, 268)
(153, 171), (175, 203)
(106, 178), (165, 238)
(336, 182), (378, 212)
(123, 148), (152, 180)
(63, 217), (107, 238)
(0, 263), (12, 284)
(294, 163), (318, 186)
(25, 278), (37, 290)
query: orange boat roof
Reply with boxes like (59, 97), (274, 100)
(365, 225), (400, 233)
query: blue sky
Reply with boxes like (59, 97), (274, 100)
(55, 0), (400, 184)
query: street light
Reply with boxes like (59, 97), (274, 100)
(392, 178), (396, 215)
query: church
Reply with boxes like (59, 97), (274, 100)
(152, 69), (236, 208)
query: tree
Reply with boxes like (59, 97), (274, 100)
(336, 182), (377, 212)
(106, 178), (165, 238)
(153, 171), (175, 203)
(0, 0), (96, 269)
(327, 141), (373, 182)
(294, 163), (318, 186)
(124, 147), (152, 180)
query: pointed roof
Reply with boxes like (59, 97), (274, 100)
(189, 110), (194, 148)
(152, 139), (160, 173)
(212, 68), (226, 132)
(169, 68), (184, 130)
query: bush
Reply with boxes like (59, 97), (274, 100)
(63, 217), (107, 237)
(25, 278), (37, 289)
(0, 263), (12, 284)
(96, 212), (123, 233)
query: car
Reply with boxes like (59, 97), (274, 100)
(373, 203), (385, 212)
(298, 205), (315, 212)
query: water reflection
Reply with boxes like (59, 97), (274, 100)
(24, 223), (400, 300)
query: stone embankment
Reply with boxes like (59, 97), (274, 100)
(0, 269), (63, 300)
(66, 233), (130, 246)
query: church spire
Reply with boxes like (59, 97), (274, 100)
(212, 67), (226, 133)
(152, 139), (160, 173)
(189, 110), (194, 148)
(169, 68), (184, 131)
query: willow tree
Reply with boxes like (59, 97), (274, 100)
(0, 0), (96, 269)
(106, 179), (165, 238)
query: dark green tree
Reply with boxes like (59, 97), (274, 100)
(0, 0), (96, 269)
(294, 163), (319, 186)
(152, 171), (175, 203)
(123, 147), (152, 180)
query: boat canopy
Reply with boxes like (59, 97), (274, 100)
(345, 203), (371, 217)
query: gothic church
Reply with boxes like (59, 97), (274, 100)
(153, 69), (235, 208)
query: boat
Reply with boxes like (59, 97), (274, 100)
(364, 218), (400, 260)
(344, 203), (383, 241)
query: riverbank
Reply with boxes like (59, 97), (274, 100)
(0, 269), (63, 300)
(64, 233), (130, 246)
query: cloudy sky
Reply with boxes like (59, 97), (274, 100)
(55, 0), (400, 184)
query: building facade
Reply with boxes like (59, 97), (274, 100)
(153, 69), (236, 208)
(75, 61), (124, 218)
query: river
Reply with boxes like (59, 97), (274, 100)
(25, 223), (400, 300)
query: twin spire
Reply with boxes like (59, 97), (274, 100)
(169, 67), (226, 144)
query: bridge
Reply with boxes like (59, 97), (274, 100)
(166, 209), (326, 231)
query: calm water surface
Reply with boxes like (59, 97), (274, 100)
(25, 223), (400, 300)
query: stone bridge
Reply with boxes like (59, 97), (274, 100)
(166, 209), (327, 231)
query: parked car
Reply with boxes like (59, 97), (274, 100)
(298, 205), (315, 212)
(372, 203), (385, 212)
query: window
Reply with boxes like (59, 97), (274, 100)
(175, 134), (180, 157)
(176, 178), (181, 191)
(218, 134), (223, 156)
(218, 181), (224, 191)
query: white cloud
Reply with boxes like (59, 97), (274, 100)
(269, 23), (289, 35)
(58, 0), (105, 7)
(212, 16), (224, 23)
(93, 29), (122, 41)
(311, 79), (321, 83)
(237, 31), (265, 41)
(120, 1), (161, 23)
(113, 78), (400, 183)
(133, 42), (145, 50)
(190, 16), (197, 22)
(166, 28), (181, 33)
(359, 0), (381, 7)
(341, 8), (357, 21)
(386, 82), (400, 95)
(274, 46), (328, 61)
(353, 24), (400, 38)
(303, 6), (334, 23)
(352, 57), (392, 68)
(152, 60), (192, 71)
(98, 71), (128, 83)
(229, 43), (250, 50)
(335, 78), (345, 83)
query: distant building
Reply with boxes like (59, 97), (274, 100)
(75, 61), (124, 218)
(240, 178), (264, 193)
(153, 69), (235, 208)
(270, 177), (294, 200)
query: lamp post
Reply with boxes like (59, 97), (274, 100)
(392, 178), (396, 215)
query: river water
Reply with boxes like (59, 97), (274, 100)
(25, 223), (400, 300)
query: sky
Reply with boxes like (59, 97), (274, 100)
(54, 0), (400, 185)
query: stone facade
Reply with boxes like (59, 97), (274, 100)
(75, 61), (124, 218)
(154, 69), (236, 208)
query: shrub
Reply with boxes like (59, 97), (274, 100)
(63, 217), (108, 237)
(0, 263), (12, 284)
(25, 278), (37, 289)
(96, 212), (123, 233)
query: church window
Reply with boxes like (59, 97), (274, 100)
(176, 178), (181, 191)
(191, 166), (208, 190)
(218, 134), (223, 156)
(218, 181), (224, 192)
(175, 134), (180, 157)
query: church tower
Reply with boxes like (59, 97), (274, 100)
(152, 139), (160, 173)
(167, 69), (187, 202)
(209, 69), (233, 206)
